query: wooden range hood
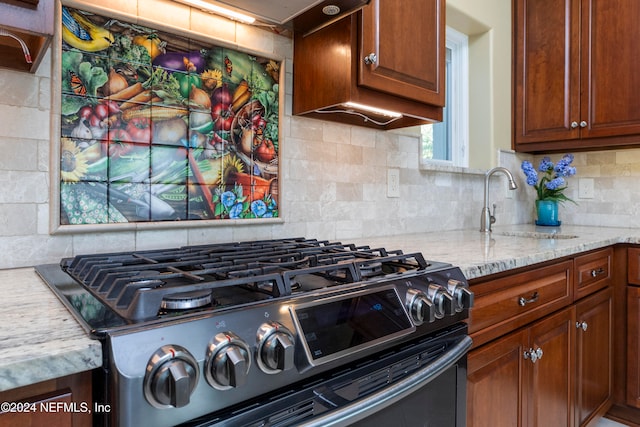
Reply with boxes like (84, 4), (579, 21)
(292, 1), (445, 130)
(0, 0), (53, 73)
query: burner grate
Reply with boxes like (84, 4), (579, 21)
(61, 238), (433, 321)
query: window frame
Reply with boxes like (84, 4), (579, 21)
(420, 26), (469, 168)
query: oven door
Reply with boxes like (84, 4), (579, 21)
(181, 324), (472, 427)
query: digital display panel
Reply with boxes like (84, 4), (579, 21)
(294, 288), (413, 361)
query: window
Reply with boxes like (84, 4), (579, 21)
(421, 27), (469, 168)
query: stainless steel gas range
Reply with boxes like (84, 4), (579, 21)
(36, 237), (473, 427)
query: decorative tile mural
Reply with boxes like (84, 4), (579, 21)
(59, 6), (280, 224)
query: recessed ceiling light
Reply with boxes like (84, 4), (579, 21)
(322, 5), (341, 16)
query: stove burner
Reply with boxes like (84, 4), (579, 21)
(160, 289), (213, 310)
(130, 279), (165, 288)
(358, 261), (383, 277)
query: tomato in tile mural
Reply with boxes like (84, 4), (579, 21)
(59, 6), (279, 225)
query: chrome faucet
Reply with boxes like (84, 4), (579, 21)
(480, 167), (518, 233)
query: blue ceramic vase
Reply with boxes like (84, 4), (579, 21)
(536, 200), (560, 226)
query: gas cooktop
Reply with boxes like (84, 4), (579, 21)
(37, 238), (449, 329)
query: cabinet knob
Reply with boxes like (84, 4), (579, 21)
(571, 121), (579, 129)
(524, 347), (544, 363)
(576, 321), (588, 331)
(590, 268), (605, 278)
(580, 121), (588, 128)
(363, 53), (377, 65)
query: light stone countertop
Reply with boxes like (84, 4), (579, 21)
(348, 224), (640, 280)
(3, 224), (640, 392)
(0, 268), (102, 392)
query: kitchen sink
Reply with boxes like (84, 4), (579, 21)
(494, 231), (579, 240)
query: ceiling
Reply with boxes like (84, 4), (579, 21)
(214, 0), (325, 24)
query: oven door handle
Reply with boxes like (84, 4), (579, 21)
(299, 335), (473, 427)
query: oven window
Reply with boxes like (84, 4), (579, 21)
(295, 289), (412, 360)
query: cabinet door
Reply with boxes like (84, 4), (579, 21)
(627, 248), (640, 286)
(527, 307), (574, 427)
(0, 371), (92, 427)
(579, 0), (640, 140)
(627, 286), (640, 408)
(575, 288), (613, 426)
(513, 0), (580, 145)
(467, 329), (527, 427)
(0, 391), (73, 427)
(360, 0), (445, 106)
(514, 0), (640, 150)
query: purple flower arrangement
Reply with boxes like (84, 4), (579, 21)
(521, 154), (577, 204)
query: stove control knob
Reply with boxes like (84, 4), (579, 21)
(143, 345), (199, 409)
(427, 284), (455, 318)
(205, 332), (251, 390)
(406, 288), (435, 325)
(257, 322), (295, 374)
(447, 279), (474, 312)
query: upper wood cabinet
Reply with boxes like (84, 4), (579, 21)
(0, 0), (53, 73)
(358, 0), (444, 106)
(512, 0), (640, 152)
(293, 0), (444, 130)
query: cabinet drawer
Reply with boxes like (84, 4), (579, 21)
(574, 248), (612, 299)
(629, 247), (640, 285)
(468, 260), (573, 346)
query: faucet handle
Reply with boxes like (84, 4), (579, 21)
(490, 204), (497, 225)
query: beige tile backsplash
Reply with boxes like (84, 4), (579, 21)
(0, 1), (638, 268)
